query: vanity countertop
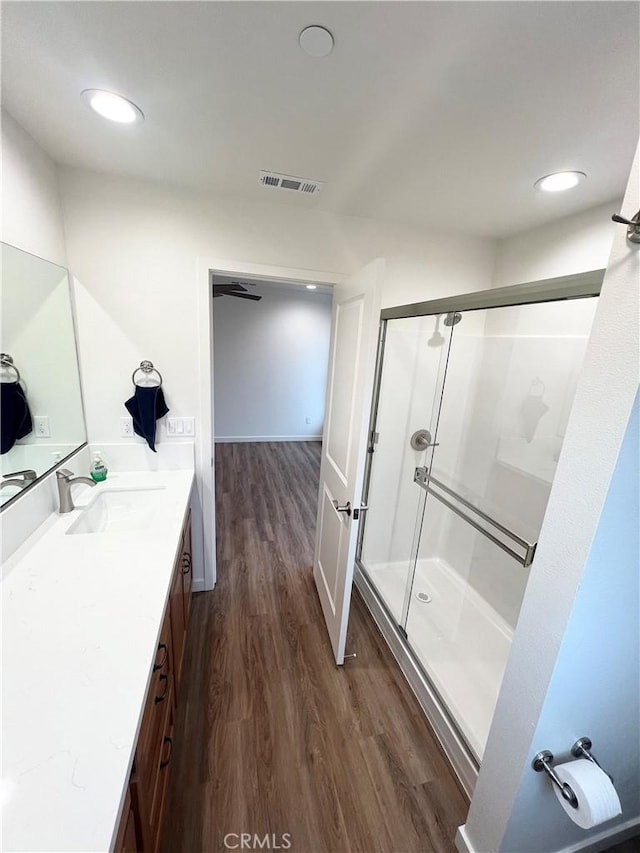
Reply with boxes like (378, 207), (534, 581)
(1, 468), (194, 853)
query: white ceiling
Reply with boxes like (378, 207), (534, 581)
(2, 1), (638, 239)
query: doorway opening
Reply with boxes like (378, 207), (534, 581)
(211, 273), (333, 446)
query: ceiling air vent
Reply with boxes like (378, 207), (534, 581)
(259, 171), (323, 195)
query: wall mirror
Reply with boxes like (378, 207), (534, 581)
(1, 242), (87, 508)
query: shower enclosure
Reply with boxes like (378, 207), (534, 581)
(355, 271), (603, 790)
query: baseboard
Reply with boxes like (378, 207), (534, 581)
(214, 435), (322, 443)
(455, 825), (473, 853)
(557, 816), (640, 853)
(455, 815), (640, 853)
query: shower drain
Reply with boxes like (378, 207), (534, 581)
(416, 591), (432, 603)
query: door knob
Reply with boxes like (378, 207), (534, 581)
(332, 499), (352, 517)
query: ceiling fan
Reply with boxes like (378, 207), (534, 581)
(212, 281), (262, 301)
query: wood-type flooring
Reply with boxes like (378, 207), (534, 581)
(161, 441), (468, 853)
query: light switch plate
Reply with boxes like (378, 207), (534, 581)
(166, 417), (195, 437)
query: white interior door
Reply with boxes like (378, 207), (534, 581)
(313, 258), (384, 664)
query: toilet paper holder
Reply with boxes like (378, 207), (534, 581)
(532, 750), (579, 809)
(532, 737), (612, 809)
(571, 737), (613, 782)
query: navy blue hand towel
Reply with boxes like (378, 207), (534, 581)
(1, 381), (33, 454)
(124, 386), (169, 452)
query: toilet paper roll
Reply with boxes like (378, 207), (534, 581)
(553, 760), (622, 829)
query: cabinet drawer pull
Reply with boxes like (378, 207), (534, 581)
(182, 552), (192, 575)
(153, 643), (168, 672)
(160, 736), (173, 769)
(154, 673), (169, 704)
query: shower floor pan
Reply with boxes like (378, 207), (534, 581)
(365, 557), (513, 760)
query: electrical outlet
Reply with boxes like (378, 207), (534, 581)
(34, 416), (51, 437)
(120, 417), (134, 437)
(305, 416), (311, 425)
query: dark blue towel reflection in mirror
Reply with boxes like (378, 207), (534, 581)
(1, 382), (33, 454)
(124, 386), (169, 452)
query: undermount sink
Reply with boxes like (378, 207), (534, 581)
(66, 488), (165, 535)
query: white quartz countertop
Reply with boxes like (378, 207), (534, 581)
(1, 469), (195, 853)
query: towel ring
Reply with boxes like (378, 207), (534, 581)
(132, 360), (163, 387)
(0, 353), (21, 383)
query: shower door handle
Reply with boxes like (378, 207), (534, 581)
(353, 504), (369, 520)
(332, 499), (352, 517)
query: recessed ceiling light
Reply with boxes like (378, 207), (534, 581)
(306, 284), (317, 290)
(534, 171), (586, 193)
(81, 89), (144, 124)
(299, 26), (334, 58)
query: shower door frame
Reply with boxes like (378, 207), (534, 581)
(354, 269), (604, 796)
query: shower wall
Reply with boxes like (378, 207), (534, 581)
(429, 297), (598, 626)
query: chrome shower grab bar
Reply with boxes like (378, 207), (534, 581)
(414, 467), (537, 567)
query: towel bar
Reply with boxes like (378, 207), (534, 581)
(132, 360), (163, 387)
(0, 353), (21, 383)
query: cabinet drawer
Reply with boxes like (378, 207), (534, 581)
(181, 511), (193, 626)
(170, 567), (186, 696)
(149, 701), (174, 851)
(137, 616), (172, 795)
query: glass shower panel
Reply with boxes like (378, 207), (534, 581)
(359, 314), (453, 624)
(405, 496), (516, 760)
(405, 295), (598, 759)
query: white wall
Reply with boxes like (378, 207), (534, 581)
(213, 283), (332, 442)
(492, 200), (619, 287)
(57, 165), (496, 588)
(59, 166), (495, 447)
(460, 143), (639, 853)
(501, 393), (639, 852)
(1, 110), (67, 267)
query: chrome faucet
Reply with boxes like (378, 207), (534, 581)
(2, 469), (37, 490)
(56, 468), (96, 513)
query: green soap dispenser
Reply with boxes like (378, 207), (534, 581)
(90, 451), (108, 482)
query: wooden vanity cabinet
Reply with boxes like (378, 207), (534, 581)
(113, 788), (139, 853)
(171, 508), (192, 698)
(181, 511), (192, 629)
(115, 508), (192, 853)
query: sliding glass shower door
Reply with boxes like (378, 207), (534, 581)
(358, 313), (454, 623)
(358, 291), (599, 761)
